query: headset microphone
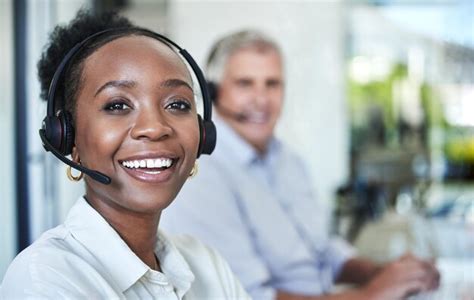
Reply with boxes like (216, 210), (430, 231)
(39, 129), (111, 185)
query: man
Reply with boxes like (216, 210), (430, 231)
(161, 30), (439, 300)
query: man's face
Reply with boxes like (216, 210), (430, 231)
(216, 47), (284, 154)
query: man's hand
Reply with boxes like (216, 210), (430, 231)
(362, 253), (440, 300)
(276, 254), (439, 300)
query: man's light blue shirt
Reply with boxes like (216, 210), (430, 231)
(161, 116), (356, 299)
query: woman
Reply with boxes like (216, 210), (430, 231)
(1, 10), (248, 299)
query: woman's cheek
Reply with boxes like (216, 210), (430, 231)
(78, 119), (124, 168)
(184, 124), (200, 169)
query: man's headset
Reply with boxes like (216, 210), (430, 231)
(207, 81), (218, 104)
(205, 44), (250, 123)
(39, 28), (217, 185)
(207, 80), (250, 123)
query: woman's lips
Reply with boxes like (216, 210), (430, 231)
(120, 158), (178, 184)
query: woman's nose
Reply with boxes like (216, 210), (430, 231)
(130, 109), (173, 141)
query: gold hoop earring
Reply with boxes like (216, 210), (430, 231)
(189, 161), (198, 178)
(67, 165), (83, 182)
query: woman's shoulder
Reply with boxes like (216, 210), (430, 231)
(1, 225), (116, 298)
(1, 226), (68, 295)
(6, 224), (72, 268)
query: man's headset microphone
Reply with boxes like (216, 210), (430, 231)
(39, 28), (217, 185)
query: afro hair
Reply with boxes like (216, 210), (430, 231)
(37, 9), (134, 115)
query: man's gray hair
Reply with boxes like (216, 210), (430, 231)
(205, 29), (282, 84)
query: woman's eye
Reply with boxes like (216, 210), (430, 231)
(166, 100), (191, 112)
(103, 101), (131, 112)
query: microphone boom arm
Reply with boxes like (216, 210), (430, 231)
(39, 129), (111, 185)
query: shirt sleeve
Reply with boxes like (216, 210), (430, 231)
(326, 236), (357, 280)
(286, 148), (357, 283)
(161, 158), (276, 300)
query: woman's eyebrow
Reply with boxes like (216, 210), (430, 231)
(160, 79), (193, 92)
(94, 80), (136, 97)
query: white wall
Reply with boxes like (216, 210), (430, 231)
(168, 0), (349, 220)
(44, 0), (92, 227)
(26, 0), (91, 243)
(0, 0), (16, 281)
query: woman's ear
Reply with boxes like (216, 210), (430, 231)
(71, 146), (80, 163)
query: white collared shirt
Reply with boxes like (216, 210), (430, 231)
(0, 197), (249, 299)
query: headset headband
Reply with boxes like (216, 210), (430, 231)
(47, 27), (213, 122)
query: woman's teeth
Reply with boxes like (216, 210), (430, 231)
(121, 158), (173, 169)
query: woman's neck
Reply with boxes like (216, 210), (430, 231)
(84, 193), (162, 271)
(111, 212), (162, 271)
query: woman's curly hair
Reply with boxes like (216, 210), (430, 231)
(37, 9), (135, 118)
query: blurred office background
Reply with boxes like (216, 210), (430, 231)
(1, 0), (473, 285)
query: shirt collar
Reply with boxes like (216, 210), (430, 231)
(154, 231), (195, 298)
(64, 197), (194, 294)
(214, 113), (281, 167)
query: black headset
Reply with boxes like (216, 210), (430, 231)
(207, 81), (218, 103)
(39, 28), (217, 185)
(205, 41), (220, 104)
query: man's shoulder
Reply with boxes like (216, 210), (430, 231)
(169, 233), (215, 258)
(168, 233), (230, 282)
(277, 140), (305, 160)
(168, 233), (234, 273)
(176, 153), (237, 197)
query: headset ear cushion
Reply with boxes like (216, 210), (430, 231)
(42, 116), (63, 152)
(202, 120), (217, 155)
(60, 111), (75, 156)
(197, 114), (217, 157)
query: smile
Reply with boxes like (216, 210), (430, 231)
(244, 111), (269, 124)
(119, 156), (178, 183)
(121, 158), (174, 172)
